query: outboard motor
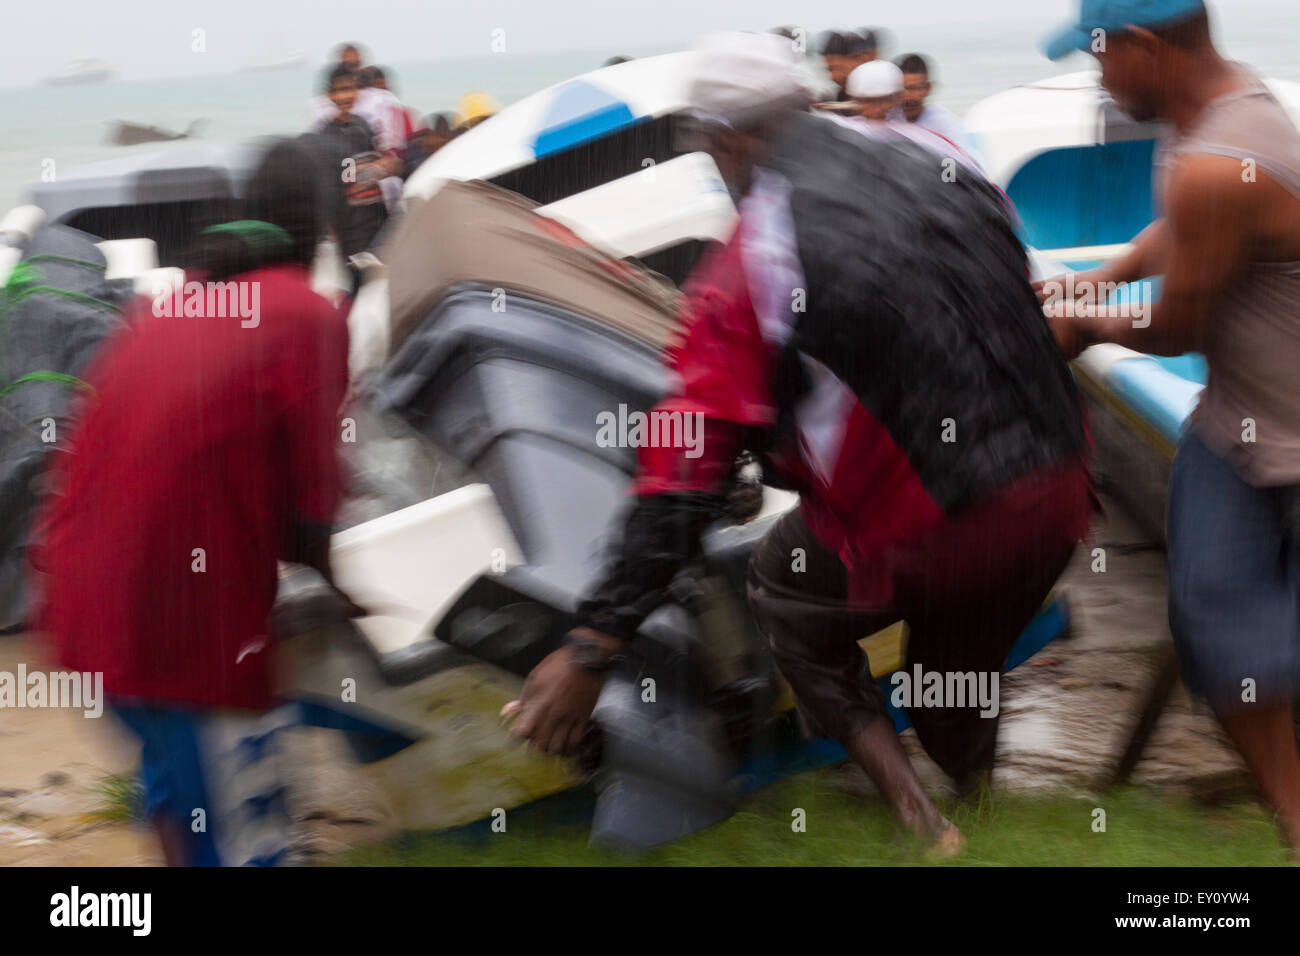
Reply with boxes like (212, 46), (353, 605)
(379, 282), (781, 848)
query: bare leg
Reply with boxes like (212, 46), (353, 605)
(1217, 703), (1300, 859)
(746, 508), (966, 854)
(153, 814), (192, 866)
(843, 714), (964, 855)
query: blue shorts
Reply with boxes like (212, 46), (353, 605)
(112, 701), (298, 866)
(1167, 429), (1300, 712)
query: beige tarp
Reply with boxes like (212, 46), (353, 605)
(382, 180), (682, 356)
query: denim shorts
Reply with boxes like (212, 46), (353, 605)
(1167, 429), (1300, 712)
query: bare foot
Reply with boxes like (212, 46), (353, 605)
(925, 821), (967, 861)
(1280, 813), (1300, 864)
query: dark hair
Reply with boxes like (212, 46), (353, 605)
(857, 28), (881, 51)
(1149, 9), (1212, 49)
(335, 42), (363, 59)
(602, 55), (633, 66)
(770, 26), (797, 40)
(843, 33), (873, 56)
(820, 31), (850, 56)
(183, 138), (321, 281)
(323, 63), (356, 93)
(424, 111), (457, 134)
(822, 30), (878, 58)
(895, 53), (931, 77)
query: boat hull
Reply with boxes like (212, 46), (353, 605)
(1072, 346), (1206, 545)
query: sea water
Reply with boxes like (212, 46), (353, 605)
(2, 14), (1299, 213)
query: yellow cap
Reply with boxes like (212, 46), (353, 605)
(455, 91), (500, 130)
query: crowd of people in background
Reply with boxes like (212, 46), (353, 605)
(803, 28), (972, 155)
(303, 42), (498, 289)
(308, 41), (490, 178)
(302, 30), (975, 288)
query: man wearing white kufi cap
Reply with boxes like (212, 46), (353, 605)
(688, 31), (815, 124)
(846, 60), (904, 120)
(679, 32), (816, 200)
(837, 57), (985, 174)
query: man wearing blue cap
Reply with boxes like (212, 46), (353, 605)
(1038, 0), (1300, 859)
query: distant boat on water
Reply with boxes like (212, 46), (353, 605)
(243, 50), (306, 73)
(45, 59), (116, 86)
(108, 119), (205, 146)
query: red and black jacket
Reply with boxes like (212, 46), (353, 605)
(579, 113), (1088, 641)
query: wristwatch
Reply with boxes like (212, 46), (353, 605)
(566, 635), (628, 673)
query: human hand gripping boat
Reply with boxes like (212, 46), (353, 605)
(968, 70), (1300, 545)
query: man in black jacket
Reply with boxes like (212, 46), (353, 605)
(505, 33), (1093, 853)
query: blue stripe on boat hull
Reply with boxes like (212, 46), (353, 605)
(534, 103), (641, 158)
(1106, 356), (1204, 446)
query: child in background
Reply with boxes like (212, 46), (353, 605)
(308, 65), (390, 292)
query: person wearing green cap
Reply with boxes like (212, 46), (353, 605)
(34, 139), (364, 865)
(1037, 0), (1300, 859)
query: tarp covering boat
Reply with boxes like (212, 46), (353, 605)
(381, 179), (682, 357)
(0, 225), (133, 629)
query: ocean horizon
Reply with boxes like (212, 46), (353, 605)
(4, 12), (1300, 213)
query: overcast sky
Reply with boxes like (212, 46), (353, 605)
(6, 0), (1296, 86)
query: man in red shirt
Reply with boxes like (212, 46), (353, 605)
(32, 140), (359, 865)
(504, 35), (1092, 855)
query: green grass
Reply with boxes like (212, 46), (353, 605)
(337, 768), (1293, 866)
(86, 771), (146, 823)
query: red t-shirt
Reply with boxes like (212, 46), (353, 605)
(33, 264), (349, 710)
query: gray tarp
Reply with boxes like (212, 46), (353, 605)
(0, 225), (133, 629)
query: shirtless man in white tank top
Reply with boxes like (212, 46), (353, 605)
(1039, 0), (1300, 858)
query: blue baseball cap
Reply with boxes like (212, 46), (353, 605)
(1042, 0), (1206, 60)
